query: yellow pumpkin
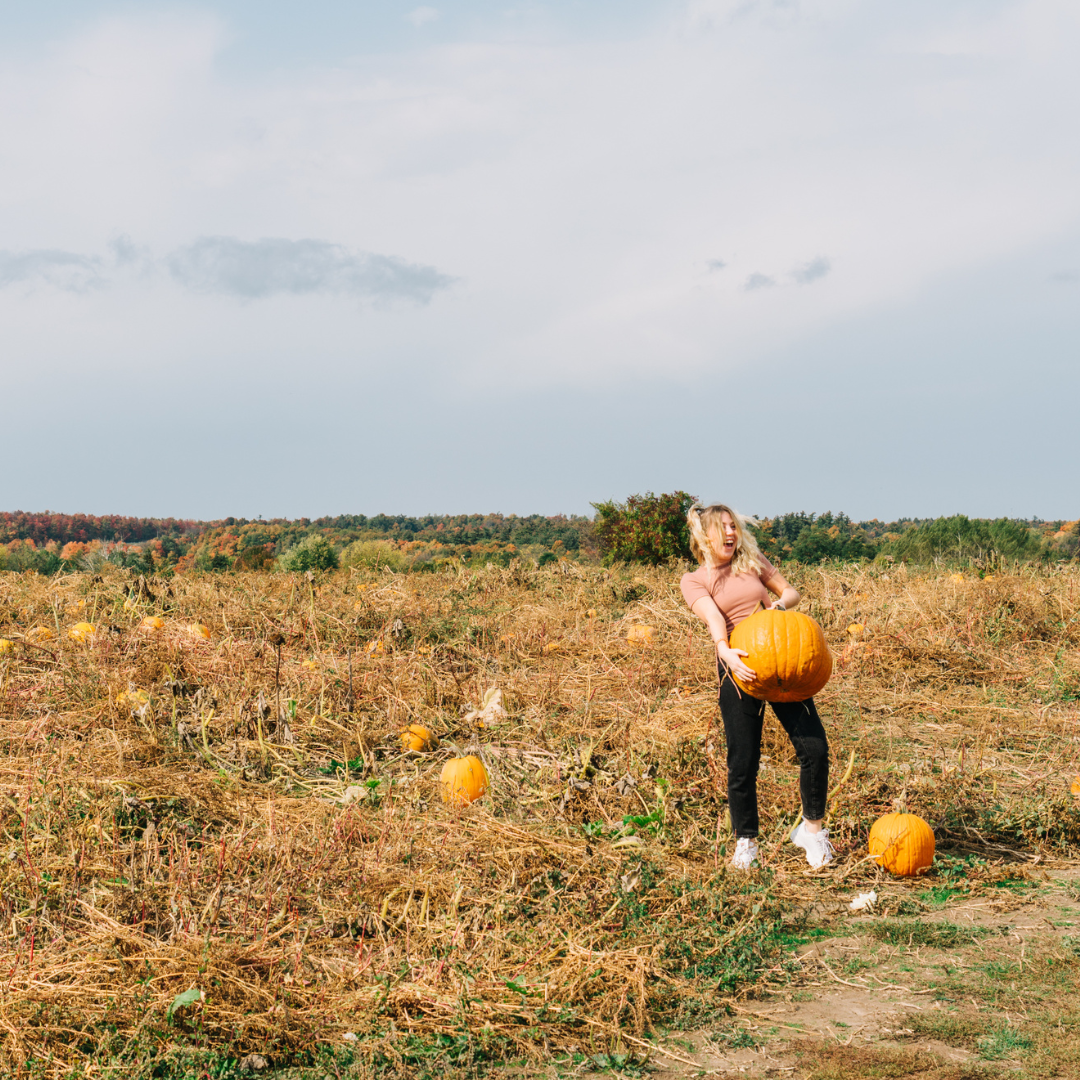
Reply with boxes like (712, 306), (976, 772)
(141, 616), (165, 632)
(868, 811), (935, 876)
(68, 622), (96, 643)
(627, 624), (655, 647)
(440, 755), (488, 806)
(729, 610), (832, 702)
(0, 639), (14, 655)
(26, 626), (54, 643)
(399, 724), (437, 752)
(190, 623), (212, 640)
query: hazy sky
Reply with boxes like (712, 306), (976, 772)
(2, 0), (1078, 521)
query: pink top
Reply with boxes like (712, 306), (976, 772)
(680, 556), (779, 636)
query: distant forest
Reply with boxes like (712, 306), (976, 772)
(0, 504), (1076, 575)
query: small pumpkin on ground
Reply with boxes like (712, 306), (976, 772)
(68, 622), (96, 643)
(729, 609), (832, 702)
(440, 755), (488, 806)
(400, 724), (437, 752)
(868, 796), (935, 876)
(141, 616), (165, 632)
(190, 623), (212, 640)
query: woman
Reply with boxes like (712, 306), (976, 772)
(681, 504), (833, 870)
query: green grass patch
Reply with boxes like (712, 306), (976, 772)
(864, 920), (989, 949)
(977, 1026), (1033, 1061)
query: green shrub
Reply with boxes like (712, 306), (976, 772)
(591, 491), (697, 566)
(277, 533), (339, 572)
(339, 539), (406, 572)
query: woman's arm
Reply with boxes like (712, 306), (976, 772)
(690, 595), (757, 683)
(764, 572), (801, 611)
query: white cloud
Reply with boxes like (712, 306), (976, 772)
(165, 237), (454, 301)
(0, 237), (453, 303)
(407, 7), (440, 28)
(792, 256), (831, 284)
(744, 272), (777, 291)
(0, 249), (105, 292)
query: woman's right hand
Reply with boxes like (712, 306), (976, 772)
(717, 645), (757, 683)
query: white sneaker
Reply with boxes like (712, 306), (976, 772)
(730, 837), (760, 870)
(790, 821), (834, 868)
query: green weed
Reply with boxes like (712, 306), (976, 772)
(977, 1025), (1033, 1060)
(865, 920), (988, 949)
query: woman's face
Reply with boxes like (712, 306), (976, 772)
(711, 512), (738, 565)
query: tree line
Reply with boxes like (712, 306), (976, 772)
(1, 497), (1076, 574)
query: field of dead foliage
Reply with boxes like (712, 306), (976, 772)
(1, 559), (1079, 1078)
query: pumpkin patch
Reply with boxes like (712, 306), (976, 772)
(0, 551), (1075, 1076)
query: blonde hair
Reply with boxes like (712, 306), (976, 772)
(687, 503), (767, 576)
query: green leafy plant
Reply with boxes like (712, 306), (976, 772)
(591, 490), (697, 566)
(167, 987), (203, 1022)
(277, 533), (339, 572)
(340, 539), (408, 572)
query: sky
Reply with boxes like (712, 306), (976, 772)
(2, 0), (1078, 522)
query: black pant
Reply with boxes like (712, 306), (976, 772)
(718, 664), (829, 839)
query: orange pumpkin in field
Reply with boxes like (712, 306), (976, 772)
(439, 755), (488, 806)
(399, 724), (437, 752)
(68, 622), (96, 643)
(868, 810), (935, 876)
(729, 609), (832, 702)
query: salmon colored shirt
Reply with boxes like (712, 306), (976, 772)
(680, 556), (779, 636)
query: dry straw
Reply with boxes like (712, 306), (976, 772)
(0, 559), (1078, 1075)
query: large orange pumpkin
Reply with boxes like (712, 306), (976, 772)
(868, 811), (935, 876)
(440, 755), (488, 806)
(729, 610), (832, 702)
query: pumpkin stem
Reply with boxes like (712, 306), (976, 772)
(893, 787), (910, 814)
